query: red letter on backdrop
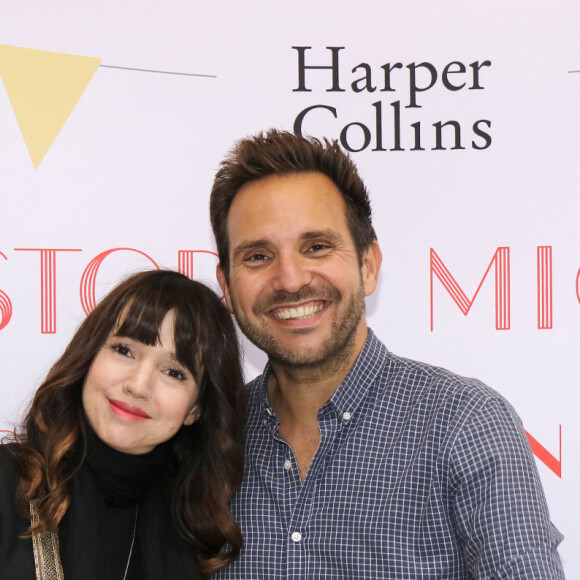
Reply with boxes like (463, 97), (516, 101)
(0, 252), (12, 331)
(526, 426), (562, 478)
(177, 250), (219, 280)
(0, 290), (11, 331)
(430, 247), (510, 331)
(80, 248), (159, 315)
(15, 248), (82, 334)
(537, 246), (553, 329)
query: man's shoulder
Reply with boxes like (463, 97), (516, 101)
(378, 348), (509, 411)
(373, 350), (529, 466)
(355, 332), (501, 405)
(242, 342), (505, 410)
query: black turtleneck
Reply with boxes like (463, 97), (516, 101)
(84, 429), (170, 507)
(60, 430), (173, 579)
(0, 432), (203, 579)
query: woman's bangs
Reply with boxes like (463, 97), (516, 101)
(106, 275), (209, 383)
(172, 305), (205, 381)
(113, 295), (169, 346)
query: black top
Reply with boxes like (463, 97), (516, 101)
(0, 437), (204, 579)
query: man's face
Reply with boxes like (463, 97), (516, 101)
(217, 172), (381, 369)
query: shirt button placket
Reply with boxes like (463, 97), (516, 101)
(287, 529), (304, 576)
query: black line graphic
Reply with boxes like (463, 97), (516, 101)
(99, 64), (216, 78)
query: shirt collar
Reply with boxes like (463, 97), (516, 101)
(257, 329), (389, 424)
(326, 329), (388, 419)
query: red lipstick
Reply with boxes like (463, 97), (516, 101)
(108, 399), (151, 420)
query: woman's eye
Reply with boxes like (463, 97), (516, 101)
(165, 368), (187, 381)
(112, 344), (132, 357)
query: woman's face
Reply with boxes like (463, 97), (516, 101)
(82, 311), (200, 455)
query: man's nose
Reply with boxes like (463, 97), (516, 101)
(271, 253), (313, 294)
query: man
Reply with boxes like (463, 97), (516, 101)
(210, 130), (564, 578)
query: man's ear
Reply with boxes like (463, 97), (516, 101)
(361, 241), (382, 297)
(216, 264), (233, 313)
(183, 405), (200, 426)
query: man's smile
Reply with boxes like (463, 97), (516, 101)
(220, 172), (373, 369)
(269, 301), (326, 321)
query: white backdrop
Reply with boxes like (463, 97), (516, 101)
(1, 1), (578, 575)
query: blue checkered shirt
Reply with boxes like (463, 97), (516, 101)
(216, 331), (564, 579)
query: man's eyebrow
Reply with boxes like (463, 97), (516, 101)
(301, 230), (343, 243)
(232, 240), (270, 261)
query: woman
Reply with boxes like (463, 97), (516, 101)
(0, 270), (244, 579)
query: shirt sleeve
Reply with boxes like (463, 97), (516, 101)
(448, 394), (565, 579)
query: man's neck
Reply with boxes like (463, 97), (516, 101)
(267, 323), (368, 414)
(268, 359), (351, 419)
(265, 325), (369, 479)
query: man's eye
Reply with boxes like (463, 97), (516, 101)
(307, 244), (330, 253)
(112, 344), (132, 357)
(165, 368), (186, 381)
(247, 253), (268, 262)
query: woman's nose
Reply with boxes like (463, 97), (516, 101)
(123, 365), (155, 399)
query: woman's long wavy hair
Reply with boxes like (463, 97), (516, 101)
(7, 269), (244, 573)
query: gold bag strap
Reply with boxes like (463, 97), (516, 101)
(29, 500), (65, 580)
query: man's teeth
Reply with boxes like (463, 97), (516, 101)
(272, 303), (324, 320)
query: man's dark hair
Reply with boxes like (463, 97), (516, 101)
(210, 129), (377, 281)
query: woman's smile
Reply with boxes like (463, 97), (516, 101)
(108, 398), (151, 420)
(82, 312), (200, 454)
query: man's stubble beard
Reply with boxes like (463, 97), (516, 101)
(232, 278), (367, 375)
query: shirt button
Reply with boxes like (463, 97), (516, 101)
(291, 532), (302, 543)
(284, 459), (292, 471)
(343, 412), (352, 421)
(266, 407), (273, 416)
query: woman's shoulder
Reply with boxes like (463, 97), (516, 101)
(0, 443), (38, 578)
(0, 443), (22, 530)
(0, 442), (19, 469)
(0, 443), (20, 492)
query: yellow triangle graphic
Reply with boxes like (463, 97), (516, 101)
(0, 45), (102, 168)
